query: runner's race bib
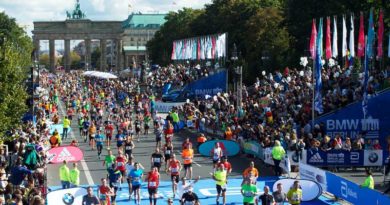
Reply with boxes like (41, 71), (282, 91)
(154, 158), (161, 163)
(149, 182), (157, 187)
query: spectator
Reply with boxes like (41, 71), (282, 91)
(271, 140), (285, 176)
(342, 137), (352, 151)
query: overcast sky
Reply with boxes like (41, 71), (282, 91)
(0, 0), (212, 37)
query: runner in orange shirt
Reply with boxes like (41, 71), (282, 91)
(182, 144), (194, 180)
(242, 161), (259, 184)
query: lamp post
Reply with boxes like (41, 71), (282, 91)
(231, 44), (242, 110)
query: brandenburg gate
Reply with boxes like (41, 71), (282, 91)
(32, 0), (123, 72)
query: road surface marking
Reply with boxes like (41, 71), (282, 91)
(58, 102), (94, 185)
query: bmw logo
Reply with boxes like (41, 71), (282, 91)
(368, 152), (379, 163)
(62, 193), (75, 205)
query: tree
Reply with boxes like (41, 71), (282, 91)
(39, 53), (49, 68)
(0, 12), (32, 140)
(91, 47), (101, 69)
(70, 51), (81, 69)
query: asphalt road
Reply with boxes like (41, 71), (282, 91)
(47, 101), (275, 187)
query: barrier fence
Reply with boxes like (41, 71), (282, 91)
(299, 162), (390, 205)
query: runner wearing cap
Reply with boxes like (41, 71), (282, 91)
(146, 167), (160, 205)
(167, 154), (182, 198)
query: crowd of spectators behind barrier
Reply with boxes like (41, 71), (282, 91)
(151, 64), (390, 156)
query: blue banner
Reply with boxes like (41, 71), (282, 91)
(243, 141), (263, 158)
(306, 149), (383, 167)
(314, 89), (390, 146)
(326, 172), (390, 205)
(198, 140), (240, 157)
(184, 70), (227, 97)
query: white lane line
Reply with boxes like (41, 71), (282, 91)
(176, 151), (201, 167)
(58, 102), (94, 185)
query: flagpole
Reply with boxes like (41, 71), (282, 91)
(312, 57), (315, 129)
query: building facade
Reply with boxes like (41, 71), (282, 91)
(122, 13), (166, 68)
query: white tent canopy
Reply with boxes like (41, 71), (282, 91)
(82, 71), (118, 79)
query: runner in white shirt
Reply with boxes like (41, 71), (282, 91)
(176, 176), (200, 200)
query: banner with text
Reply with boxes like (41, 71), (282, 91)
(306, 149), (382, 167)
(184, 70), (227, 97)
(154, 102), (185, 113)
(314, 89), (390, 145)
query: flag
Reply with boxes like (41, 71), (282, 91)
(377, 9), (384, 58)
(357, 12), (365, 57)
(325, 17), (332, 59)
(314, 18), (324, 114)
(388, 34), (390, 58)
(362, 37), (369, 118)
(349, 14), (355, 57)
(342, 16), (347, 57)
(310, 19), (317, 59)
(332, 16), (338, 58)
(367, 8), (375, 58)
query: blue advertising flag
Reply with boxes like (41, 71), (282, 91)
(366, 8), (375, 58)
(314, 18), (324, 114)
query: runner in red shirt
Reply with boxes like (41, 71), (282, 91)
(105, 121), (114, 147)
(98, 178), (114, 205)
(167, 154), (182, 198)
(115, 151), (127, 188)
(217, 156), (232, 175)
(146, 167), (160, 205)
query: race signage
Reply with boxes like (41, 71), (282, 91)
(47, 146), (84, 164)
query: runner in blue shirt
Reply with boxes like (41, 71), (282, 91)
(95, 130), (104, 160)
(129, 162), (143, 205)
(116, 130), (125, 151)
(82, 117), (90, 142)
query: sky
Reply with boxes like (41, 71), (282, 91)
(0, 0), (212, 49)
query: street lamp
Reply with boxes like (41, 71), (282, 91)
(231, 44), (242, 111)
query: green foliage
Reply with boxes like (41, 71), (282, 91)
(91, 47), (101, 69)
(0, 12), (32, 140)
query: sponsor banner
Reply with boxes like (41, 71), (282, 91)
(326, 171), (390, 205)
(154, 102), (185, 113)
(263, 148), (290, 174)
(314, 89), (390, 147)
(299, 162), (327, 191)
(306, 149), (382, 167)
(272, 178), (322, 201)
(185, 70), (227, 97)
(288, 150), (308, 166)
(47, 187), (87, 205)
(198, 140), (240, 157)
(243, 141), (263, 158)
(364, 150), (383, 166)
(47, 146), (84, 164)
